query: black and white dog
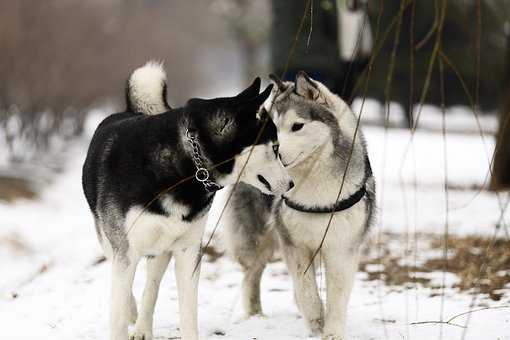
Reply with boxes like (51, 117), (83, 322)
(219, 72), (375, 340)
(82, 62), (292, 340)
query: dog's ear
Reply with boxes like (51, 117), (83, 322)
(252, 84), (273, 107)
(235, 77), (261, 102)
(269, 74), (287, 93)
(238, 84), (273, 112)
(295, 71), (321, 101)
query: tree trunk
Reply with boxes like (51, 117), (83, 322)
(490, 26), (510, 191)
(490, 92), (510, 191)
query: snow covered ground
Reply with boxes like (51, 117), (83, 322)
(1, 111), (509, 340)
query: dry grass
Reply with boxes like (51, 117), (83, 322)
(0, 176), (36, 202)
(80, 232), (510, 303)
(0, 232), (33, 255)
(426, 236), (510, 301)
(359, 233), (510, 301)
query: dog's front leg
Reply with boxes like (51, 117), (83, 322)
(283, 246), (324, 335)
(110, 255), (138, 340)
(322, 249), (360, 340)
(132, 253), (172, 340)
(174, 244), (201, 340)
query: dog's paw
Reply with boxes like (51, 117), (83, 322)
(321, 333), (345, 340)
(244, 312), (267, 320)
(129, 329), (152, 340)
(307, 318), (324, 336)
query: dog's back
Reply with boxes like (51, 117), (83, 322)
(82, 62), (176, 249)
(82, 111), (142, 214)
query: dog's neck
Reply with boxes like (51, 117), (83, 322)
(285, 136), (366, 208)
(178, 117), (227, 193)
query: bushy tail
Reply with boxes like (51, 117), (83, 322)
(126, 61), (170, 115)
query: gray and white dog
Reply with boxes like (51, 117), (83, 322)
(219, 72), (375, 339)
(82, 62), (292, 340)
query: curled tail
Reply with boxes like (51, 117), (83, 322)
(126, 61), (170, 115)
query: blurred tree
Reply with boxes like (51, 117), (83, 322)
(0, 0), (236, 163)
(212, 0), (271, 82)
(367, 0), (508, 127)
(270, 0), (340, 88)
(269, 0), (371, 102)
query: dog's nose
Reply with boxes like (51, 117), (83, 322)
(288, 180), (295, 190)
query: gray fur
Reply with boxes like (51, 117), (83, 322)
(273, 82), (366, 176)
(220, 73), (376, 339)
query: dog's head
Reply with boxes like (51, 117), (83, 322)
(266, 72), (353, 169)
(185, 78), (293, 195)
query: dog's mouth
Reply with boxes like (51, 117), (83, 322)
(282, 152), (303, 168)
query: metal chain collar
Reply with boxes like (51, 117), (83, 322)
(186, 129), (223, 192)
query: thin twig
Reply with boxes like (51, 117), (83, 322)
(438, 49), (509, 237)
(410, 305), (510, 329)
(409, 0), (447, 133)
(410, 320), (466, 329)
(449, 306), (510, 324)
(458, 199), (509, 339)
(438, 56), (449, 340)
(414, 0), (438, 51)
(380, 1), (409, 337)
(125, 0), (314, 260)
(348, 0), (415, 104)
(193, 0), (314, 275)
(363, 2), (390, 339)
(303, 0), (382, 276)
(340, 2), (368, 99)
(408, 0), (420, 322)
(306, 0), (313, 49)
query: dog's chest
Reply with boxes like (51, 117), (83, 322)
(277, 201), (367, 250)
(124, 199), (208, 256)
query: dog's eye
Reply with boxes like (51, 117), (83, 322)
(272, 144), (279, 157)
(291, 123), (304, 132)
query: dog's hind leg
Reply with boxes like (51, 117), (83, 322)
(283, 246), (324, 336)
(241, 261), (266, 316)
(322, 249), (360, 340)
(110, 255), (139, 340)
(240, 230), (275, 317)
(174, 245), (201, 340)
(131, 253), (172, 340)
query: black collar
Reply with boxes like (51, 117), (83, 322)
(283, 183), (366, 213)
(283, 155), (373, 214)
(186, 128), (223, 193)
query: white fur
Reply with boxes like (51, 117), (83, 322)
(223, 75), (371, 339)
(132, 253), (170, 340)
(107, 137), (291, 340)
(273, 81), (368, 339)
(277, 83), (365, 207)
(128, 61), (168, 115)
(220, 144), (292, 195)
(108, 198), (207, 340)
(107, 66), (292, 340)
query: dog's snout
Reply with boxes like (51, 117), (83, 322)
(288, 180), (295, 190)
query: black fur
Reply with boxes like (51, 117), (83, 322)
(82, 79), (276, 250)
